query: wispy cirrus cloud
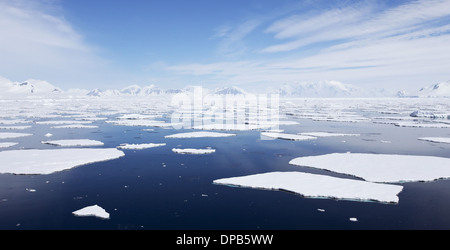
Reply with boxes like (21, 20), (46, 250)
(167, 0), (450, 91)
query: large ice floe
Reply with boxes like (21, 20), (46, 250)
(41, 139), (104, 147)
(72, 205), (110, 219)
(117, 143), (166, 150)
(0, 148), (125, 175)
(289, 153), (450, 183)
(213, 172), (403, 203)
(165, 131), (236, 138)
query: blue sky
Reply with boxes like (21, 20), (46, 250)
(1, 0), (450, 92)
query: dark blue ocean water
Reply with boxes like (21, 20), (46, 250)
(1, 117), (450, 230)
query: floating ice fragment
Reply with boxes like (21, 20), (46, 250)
(42, 139), (104, 147)
(213, 172), (403, 203)
(418, 137), (450, 144)
(289, 153), (450, 183)
(0, 132), (32, 139)
(0, 142), (18, 148)
(165, 131), (236, 138)
(299, 132), (360, 137)
(172, 148), (216, 154)
(261, 132), (317, 141)
(117, 143), (166, 150)
(349, 217), (358, 222)
(72, 205), (110, 219)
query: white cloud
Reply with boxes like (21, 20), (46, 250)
(0, 0), (124, 89)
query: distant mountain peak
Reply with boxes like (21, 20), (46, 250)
(418, 81), (450, 97)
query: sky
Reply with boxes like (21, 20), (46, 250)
(1, 0), (450, 92)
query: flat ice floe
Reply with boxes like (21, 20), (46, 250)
(0, 132), (32, 139)
(418, 137), (450, 144)
(261, 132), (317, 141)
(51, 124), (99, 129)
(72, 205), (110, 219)
(289, 153), (450, 183)
(172, 148), (216, 154)
(0, 142), (18, 148)
(394, 122), (450, 128)
(165, 131), (236, 138)
(41, 139), (104, 147)
(213, 172), (403, 203)
(0, 148), (125, 175)
(0, 126), (32, 130)
(299, 132), (360, 137)
(117, 143), (166, 149)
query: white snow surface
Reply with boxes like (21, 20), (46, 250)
(289, 153), (450, 183)
(0, 132), (32, 139)
(72, 205), (110, 219)
(172, 148), (216, 154)
(41, 139), (104, 147)
(0, 148), (125, 175)
(213, 171), (403, 203)
(117, 143), (166, 149)
(261, 132), (317, 141)
(418, 137), (450, 144)
(165, 131), (236, 138)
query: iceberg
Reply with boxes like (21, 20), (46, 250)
(72, 205), (110, 219)
(0, 132), (32, 139)
(213, 172), (403, 203)
(117, 143), (166, 150)
(172, 148), (216, 154)
(165, 131), (236, 139)
(418, 137), (450, 144)
(0, 148), (125, 175)
(261, 132), (317, 141)
(289, 153), (450, 183)
(41, 139), (104, 147)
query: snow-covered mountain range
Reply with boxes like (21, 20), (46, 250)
(1, 75), (449, 98)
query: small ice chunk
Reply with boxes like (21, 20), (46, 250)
(261, 132), (317, 141)
(165, 131), (236, 138)
(418, 137), (450, 144)
(117, 143), (166, 150)
(45, 133), (53, 137)
(42, 139), (104, 147)
(0, 132), (32, 139)
(213, 172), (403, 203)
(172, 148), (216, 154)
(72, 205), (110, 219)
(289, 153), (450, 183)
(349, 217), (358, 222)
